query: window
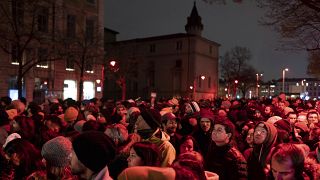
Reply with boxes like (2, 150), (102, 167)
(176, 41), (182, 50)
(87, 0), (95, 4)
(66, 56), (75, 71)
(37, 48), (48, 68)
(38, 7), (49, 32)
(12, 0), (24, 26)
(149, 44), (156, 53)
(11, 45), (19, 65)
(175, 60), (182, 68)
(86, 19), (95, 42)
(85, 61), (93, 73)
(67, 15), (76, 38)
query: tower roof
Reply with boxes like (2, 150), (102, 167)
(185, 1), (203, 35)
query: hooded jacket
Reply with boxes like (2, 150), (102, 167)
(145, 128), (176, 167)
(247, 121), (278, 180)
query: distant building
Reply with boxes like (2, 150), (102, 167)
(105, 2), (220, 100)
(0, 0), (104, 103)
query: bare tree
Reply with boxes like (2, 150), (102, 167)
(220, 46), (257, 97)
(0, 0), (60, 98)
(56, 16), (104, 101)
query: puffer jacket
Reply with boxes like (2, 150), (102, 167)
(205, 143), (247, 180)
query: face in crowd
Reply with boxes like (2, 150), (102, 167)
(127, 148), (143, 167)
(211, 124), (231, 146)
(200, 118), (211, 133)
(180, 138), (194, 154)
(254, 123), (268, 145)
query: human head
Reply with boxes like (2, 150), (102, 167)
(41, 136), (72, 167)
(134, 109), (161, 139)
(287, 112), (297, 125)
(185, 101), (200, 114)
(270, 143), (305, 180)
(4, 138), (43, 178)
(71, 131), (116, 177)
(64, 106), (79, 124)
(307, 111), (319, 126)
(277, 101), (286, 111)
(211, 120), (235, 146)
(246, 128), (254, 147)
(179, 135), (200, 154)
(161, 112), (178, 135)
(127, 142), (160, 167)
(253, 122), (277, 145)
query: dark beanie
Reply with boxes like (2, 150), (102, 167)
(274, 119), (291, 133)
(72, 131), (116, 173)
(140, 109), (161, 130)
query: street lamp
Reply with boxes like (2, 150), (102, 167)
(190, 75), (205, 100)
(234, 80), (238, 98)
(282, 68), (289, 93)
(256, 73), (263, 97)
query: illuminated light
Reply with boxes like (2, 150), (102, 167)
(86, 70), (94, 74)
(11, 62), (19, 65)
(44, 81), (47, 85)
(97, 87), (101, 92)
(235, 80), (238, 84)
(201, 75), (206, 80)
(296, 83), (299, 86)
(36, 65), (48, 68)
(224, 88), (227, 91)
(189, 86), (193, 90)
(96, 79), (101, 84)
(110, 60), (116, 67)
(270, 85), (275, 88)
(66, 68), (75, 71)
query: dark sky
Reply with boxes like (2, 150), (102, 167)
(104, 0), (310, 81)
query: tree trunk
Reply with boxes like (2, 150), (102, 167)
(78, 72), (84, 101)
(17, 65), (23, 98)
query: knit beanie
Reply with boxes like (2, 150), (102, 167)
(11, 100), (25, 114)
(41, 136), (72, 167)
(274, 119), (291, 133)
(64, 107), (79, 122)
(72, 131), (116, 173)
(140, 109), (162, 130)
(189, 101), (200, 113)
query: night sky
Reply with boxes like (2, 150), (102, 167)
(104, 0), (310, 81)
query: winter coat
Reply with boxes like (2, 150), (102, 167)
(247, 122), (278, 180)
(205, 143), (247, 180)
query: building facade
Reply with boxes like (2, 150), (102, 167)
(0, 0), (104, 103)
(105, 3), (220, 100)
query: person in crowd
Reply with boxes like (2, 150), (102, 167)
(247, 121), (278, 180)
(161, 112), (182, 150)
(287, 112), (297, 127)
(3, 138), (44, 179)
(40, 136), (75, 179)
(134, 109), (176, 167)
(49, 102), (64, 116)
(192, 110), (214, 157)
(70, 131), (116, 180)
(178, 135), (200, 155)
(126, 106), (140, 133)
(263, 105), (275, 120)
(104, 123), (128, 146)
(307, 111), (319, 129)
(127, 141), (160, 167)
(0, 96), (12, 110)
(243, 127), (255, 160)
(60, 106), (79, 134)
(205, 119), (247, 180)
(269, 143), (320, 180)
(179, 101), (200, 135)
(160, 97), (180, 116)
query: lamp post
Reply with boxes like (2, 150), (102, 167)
(256, 73), (263, 97)
(234, 80), (238, 98)
(282, 68), (289, 93)
(190, 75), (205, 100)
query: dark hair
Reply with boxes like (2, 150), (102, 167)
(179, 135), (200, 154)
(214, 119), (235, 140)
(82, 120), (105, 132)
(270, 143), (305, 180)
(4, 138), (44, 179)
(132, 142), (160, 166)
(172, 152), (206, 180)
(286, 111), (297, 118)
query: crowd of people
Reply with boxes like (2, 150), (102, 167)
(1, 93), (320, 180)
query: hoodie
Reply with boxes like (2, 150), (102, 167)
(145, 128), (176, 167)
(248, 122), (278, 180)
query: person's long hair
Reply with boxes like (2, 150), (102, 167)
(132, 141), (160, 166)
(4, 138), (44, 179)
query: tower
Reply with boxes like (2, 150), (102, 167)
(185, 1), (203, 36)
